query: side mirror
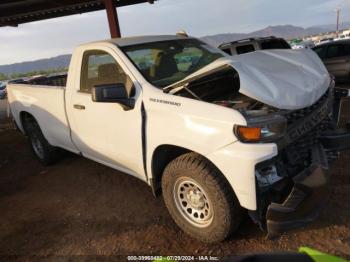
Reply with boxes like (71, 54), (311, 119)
(92, 83), (135, 110)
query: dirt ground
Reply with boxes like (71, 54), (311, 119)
(0, 97), (349, 260)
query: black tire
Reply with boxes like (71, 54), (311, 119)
(161, 152), (242, 243)
(24, 117), (59, 166)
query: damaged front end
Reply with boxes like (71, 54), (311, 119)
(263, 145), (330, 239)
(249, 84), (350, 238)
(166, 53), (350, 237)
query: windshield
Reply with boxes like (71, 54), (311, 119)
(121, 39), (224, 88)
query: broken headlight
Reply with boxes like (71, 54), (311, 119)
(234, 114), (287, 143)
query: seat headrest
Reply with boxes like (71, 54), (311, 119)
(98, 63), (119, 80)
(152, 52), (178, 79)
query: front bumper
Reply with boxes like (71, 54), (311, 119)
(266, 144), (330, 238)
(262, 85), (350, 237)
(265, 126), (350, 238)
(206, 141), (277, 211)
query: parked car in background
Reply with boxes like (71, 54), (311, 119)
(0, 81), (7, 99)
(8, 78), (27, 85)
(291, 44), (304, 49)
(313, 39), (350, 82)
(335, 33), (350, 41)
(315, 38), (334, 46)
(291, 40), (315, 50)
(219, 36), (291, 55)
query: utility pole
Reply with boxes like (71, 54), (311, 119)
(336, 8), (341, 37)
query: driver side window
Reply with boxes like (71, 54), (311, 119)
(80, 50), (128, 93)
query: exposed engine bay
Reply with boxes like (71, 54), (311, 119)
(173, 66), (277, 115)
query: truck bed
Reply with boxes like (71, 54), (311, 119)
(26, 73), (67, 87)
(7, 83), (76, 152)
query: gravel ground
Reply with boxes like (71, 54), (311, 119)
(0, 96), (349, 260)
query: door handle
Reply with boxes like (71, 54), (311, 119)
(73, 104), (85, 110)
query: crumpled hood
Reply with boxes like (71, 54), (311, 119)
(167, 49), (331, 110)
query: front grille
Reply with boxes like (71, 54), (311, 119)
(284, 90), (331, 126)
(284, 119), (330, 166)
(278, 89), (332, 176)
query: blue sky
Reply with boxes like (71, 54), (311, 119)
(0, 0), (349, 64)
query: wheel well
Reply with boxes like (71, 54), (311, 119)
(19, 111), (36, 135)
(151, 145), (240, 208)
(151, 145), (190, 196)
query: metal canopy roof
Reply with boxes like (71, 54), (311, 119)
(0, 0), (154, 27)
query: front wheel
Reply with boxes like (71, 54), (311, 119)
(161, 153), (242, 243)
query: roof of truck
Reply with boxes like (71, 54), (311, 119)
(83, 35), (195, 48)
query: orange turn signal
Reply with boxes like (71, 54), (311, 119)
(236, 126), (261, 142)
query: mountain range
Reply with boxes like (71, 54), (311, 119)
(1, 22), (350, 75)
(0, 55), (71, 75)
(201, 22), (350, 47)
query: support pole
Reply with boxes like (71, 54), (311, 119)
(104, 0), (121, 38)
(336, 8), (340, 38)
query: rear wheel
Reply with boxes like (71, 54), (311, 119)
(161, 153), (242, 243)
(24, 116), (59, 166)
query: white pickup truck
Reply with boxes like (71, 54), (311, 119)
(7, 35), (350, 242)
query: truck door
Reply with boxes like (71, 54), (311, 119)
(66, 48), (145, 179)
